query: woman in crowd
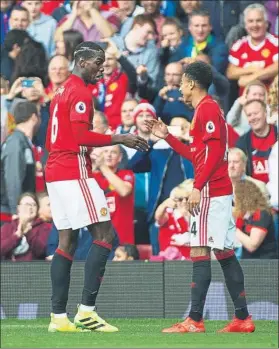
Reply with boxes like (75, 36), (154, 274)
(234, 180), (278, 259)
(0, 192), (51, 261)
(113, 244), (139, 261)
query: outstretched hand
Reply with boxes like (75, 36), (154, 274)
(144, 119), (169, 139)
(116, 134), (149, 151)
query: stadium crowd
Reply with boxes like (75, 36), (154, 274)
(0, 0), (278, 261)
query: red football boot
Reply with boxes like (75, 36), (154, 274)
(162, 317), (205, 333)
(218, 316), (255, 333)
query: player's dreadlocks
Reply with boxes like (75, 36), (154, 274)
(183, 61), (213, 91)
(74, 41), (105, 63)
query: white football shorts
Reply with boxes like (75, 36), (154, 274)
(189, 194), (235, 250)
(46, 178), (110, 230)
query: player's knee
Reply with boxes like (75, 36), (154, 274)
(58, 230), (78, 256)
(190, 246), (210, 259)
(213, 248), (235, 261)
(89, 221), (115, 245)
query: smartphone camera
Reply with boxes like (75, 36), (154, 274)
(22, 79), (35, 88)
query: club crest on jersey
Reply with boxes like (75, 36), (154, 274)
(100, 207), (108, 216)
(206, 121), (215, 133)
(75, 102), (86, 113)
(261, 48), (270, 58)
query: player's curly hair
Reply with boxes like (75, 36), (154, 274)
(183, 61), (213, 91)
(234, 179), (271, 217)
(74, 41), (104, 63)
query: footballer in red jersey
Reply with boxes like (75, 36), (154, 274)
(45, 41), (148, 333)
(145, 61), (255, 334)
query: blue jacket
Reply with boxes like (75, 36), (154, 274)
(46, 224), (119, 260)
(183, 34), (229, 74)
(128, 141), (194, 222)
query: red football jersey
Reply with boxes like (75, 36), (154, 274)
(45, 75), (95, 182)
(229, 33), (278, 93)
(189, 95), (232, 197)
(93, 169), (135, 244)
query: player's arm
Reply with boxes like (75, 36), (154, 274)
(235, 213), (268, 253)
(193, 105), (226, 192)
(99, 166), (133, 198)
(165, 134), (193, 162)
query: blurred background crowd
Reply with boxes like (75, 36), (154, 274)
(0, 0), (278, 262)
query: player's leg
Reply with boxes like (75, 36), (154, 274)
(74, 221), (118, 332)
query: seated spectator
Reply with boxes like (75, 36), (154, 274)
(115, 99), (137, 135)
(22, 0), (57, 57)
(111, 14), (159, 87)
(45, 55), (70, 100)
(227, 80), (269, 136)
(9, 5), (30, 31)
(227, 4), (278, 95)
(134, 103), (157, 142)
(90, 39), (137, 130)
(0, 29), (30, 82)
(55, 0), (119, 43)
(93, 145), (135, 245)
(6, 77), (50, 148)
(0, 192), (51, 261)
(116, 0), (145, 38)
(152, 62), (193, 124)
(175, 0), (201, 34)
(11, 37), (48, 85)
(141, 0), (165, 36)
(267, 140), (278, 241)
(265, 0), (279, 35)
(234, 180), (278, 259)
(55, 29), (83, 70)
(129, 116), (194, 254)
(113, 244), (139, 261)
(236, 99), (277, 184)
(0, 76), (9, 143)
(183, 9), (229, 74)
(92, 110), (112, 136)
(228, 148), (269, 198)
(38, 192), (52, 223)
(268, 75), (278, 126)
(0, 0), (15, 44)
(155, 179), (193, 259)
(46, 223), (119, 261)
(0, 102), (40, 225)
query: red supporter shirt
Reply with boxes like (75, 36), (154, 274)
(251, 126), (277, 183)
(229, 33), (278, 94)
(45, 75), (105, 182)
(167, 95), (232, 197)
(158, 208), (190, 259)
(93, 169), (135, 244)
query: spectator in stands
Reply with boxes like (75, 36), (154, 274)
(0, 102), (40, 225)
(93, 145), (135, 245)
(115, 99), (137, 135)
(0, 192), (51, 261)
(227, 80), (269, 136)
(55, 0), (119, 43)
(0, 76), (9, 144)
(9, 5), (29, 31)
(175, 0), (201, 34)
(267, 141), (278, 241)
(129, 116), (194, 254)
(6, 77), (50, 148)
(141, 0), (165, 35)
(111, 14), (159, 86)
(0, 29), (30, 82)
(0, 0), (15, 44)
(234, 180), (278, 259)
(134, 103), (157, 142)
(265, 0), (279, 35)
(228, 148), (269, 198)
(92, 111), (111, 136)
(45, 55), (70, 101)
(22, 0), (57, 57)
(46, 224), (119, 261)
(38, 192), (52, 223)
(268, 75), (278, 126)
(90, 39), (137, 130)
(113, 244), (139, 261)
(184, 10), (229, 74)
(227, 4), (278, 94)
(55, 29), (83, 71)
(116, 0), (145, 38)
(155, 179), (193, 259)
(11, 38), (48, 85)
(236, 99), (277, 184)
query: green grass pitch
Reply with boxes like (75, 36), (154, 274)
(1, 319), (278, 348)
